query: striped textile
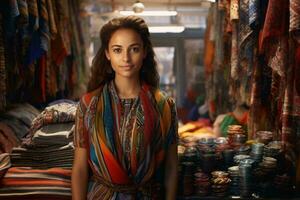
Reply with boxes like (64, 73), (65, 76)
(10, 142), (74, 169)
(0, 153), (11, 178)
(74, 81), (178, 199)
(0, 167), (71, 199)
(46, 0), (57, 39)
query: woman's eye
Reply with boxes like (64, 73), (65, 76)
(131, 47), (140, 53)
(112, 48), (121, 53)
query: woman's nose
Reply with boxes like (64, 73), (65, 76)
(122, 50), (131, 62)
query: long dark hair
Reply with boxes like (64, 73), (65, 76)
(87, 15), (159, 92)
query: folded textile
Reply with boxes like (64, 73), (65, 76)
(24, 102), (77, 146)
(0, 153), (11, 179)
(0, 167), (71, 199)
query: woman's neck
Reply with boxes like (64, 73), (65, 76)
(113, 77), (141, 99)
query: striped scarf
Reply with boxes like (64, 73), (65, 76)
(89, 82), (172, 190)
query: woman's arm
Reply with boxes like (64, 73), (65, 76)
(164, 143), (178, 200)
(212, 114), (226, 137)
(72, 147), (89, 200)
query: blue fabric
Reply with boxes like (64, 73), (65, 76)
(249, 0), (259, 30)
(25, 31), (45, 66)
(103, 85), (117, 155)
(187, 105), (200, 121)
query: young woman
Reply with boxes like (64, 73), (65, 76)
(213, 103), (249, 137)
(71, 16), (178, 200)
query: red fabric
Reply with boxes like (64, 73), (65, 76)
(140, 84), (156, 147)
(259, 0), (289, 52)
(99, 138), (130, 184)
(51, 34), (68, 66)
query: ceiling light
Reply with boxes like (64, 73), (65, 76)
(119, 10), (178, 16)
(132, 1), (145, 13)
(149, 26), (185, 33)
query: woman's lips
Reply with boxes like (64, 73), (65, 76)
(122, 65), (133, 68)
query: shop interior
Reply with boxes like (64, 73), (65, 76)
(0, 0), (299, 199)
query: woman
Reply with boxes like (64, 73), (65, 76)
(213, 103), (249, 137)
(71, 16), (178, 200)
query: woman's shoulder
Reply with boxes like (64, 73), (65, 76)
(153, 89), (175, 107)
(213, 114), (227, 126)
(79, 87), (102, 108)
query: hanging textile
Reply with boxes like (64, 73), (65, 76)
(290, 0), (300, 42)
(230, 23), (239, 80)
(0, 13), (6, 111)
(46, 0), (57, 39)
(230, 0), (239, 80)
(204, 5), (216, 75)
(214, 6), (225, 68)
(249, 0), (259, 29)
(260, 0), (289, 76)
(0, 0), (87, 110)
(238, 0), (255, 104)
(230, 0), (239, 21)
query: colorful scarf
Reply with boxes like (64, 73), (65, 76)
(85, 82), (175, 199)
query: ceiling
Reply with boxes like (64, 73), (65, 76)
(80, 0), (212, 36)
(81, 0), (212, 12)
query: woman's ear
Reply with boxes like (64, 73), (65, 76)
(105, 50), (110, 60)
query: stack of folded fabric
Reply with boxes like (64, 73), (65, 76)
(0, 167), (71, 200)
(0, 153), (11, 179)
(0, 103), (40, 153)
(10, 142), (74, 169)
(0, 100), (77, 199)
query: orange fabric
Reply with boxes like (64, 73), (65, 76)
(99, 138), (130, 184)
(2, 179), (70, 187)
(204, 10), (215, 75)
(230, 111), (249, 125)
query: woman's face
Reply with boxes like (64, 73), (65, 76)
(105, 28), (146, 80)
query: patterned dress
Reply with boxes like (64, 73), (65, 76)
(74, 81), (178, 199)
